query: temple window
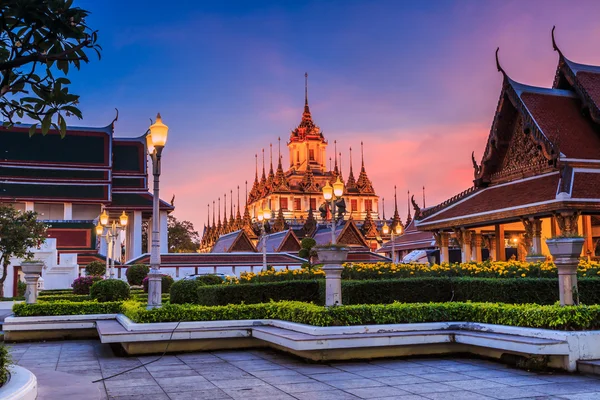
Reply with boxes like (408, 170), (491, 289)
(309, 149), (315, 161)
(365, 199), (373, 212)
(280, 198), (288, 211)
(294, 198), (302, 211)
(351, 199), (358, 212)
(310, 198), (316, 210)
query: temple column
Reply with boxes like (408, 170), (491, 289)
(495, 224), (505, 261)
(439, 232), (450, 263)
(532, 218), (543, 254)
(582, 215), (594, 258)
(462, 230), (472, 263)
(472, 233), (483, 262)
(488, 235), (496, 261)
(126, 211), (143, 261)
(64, 203), (72, 220)
(160, 211), (169, 253)
(25, 202), (34, 212)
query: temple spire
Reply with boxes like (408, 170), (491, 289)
(382, 197), (386, 220)
(406, 190), (412, 226)
(212, 200), (216, 230)
(423, 186), (426, 208)
(305, 72), (308, 106)
(346, 147), (356, 189)
(230, 189), (234, 226)
(222, 195), (228, 233)
(356, 141), (375, 194)
(236, 185), (242, 228)
(391, 185), (402, 232)
(339, 152), (344, 182)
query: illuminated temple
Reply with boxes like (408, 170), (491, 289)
(415, 29), (600, 262)
(199, 75), (388, 253)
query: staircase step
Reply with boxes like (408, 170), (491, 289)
(577, 360), (600, 375)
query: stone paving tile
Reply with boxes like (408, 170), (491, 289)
(471, 386), (547, 399)
(445, 378), (508, 390)
(374, 375), (430, 385)
(105, 383), (164, 397)
(345, 385), (411, 398)
(389, 366), (447, 374)
(354, 368), (409, 378)
(288, 365), (344, 375)
(532, 383), (600, 395)
(326, 377), (385, 390)
(250, 368), (299, 377)
(536, 374), (600, 383)
(462, 369), (523, 379)
(395, 382), (457, 394)
(260, 373), (315, 385)
(223, 385), (293, 399)
(212, 377), (270, 389)
(560, 393), (600, 400)
(308, 371), (361, 381)
(421, 391), (497, 400)
(489, 376), (556, 386)
(273, 381), (335, 393)
(197, 367), (254, 380)
(154, 375), (215, 392)
(419, 372), (470, 382)
(166, 389), (232, 399)
(212, 350), (263, 361)
(229, 360), (282, 371)
(292, 390), (361, 400)
(109, 394), (170, 400)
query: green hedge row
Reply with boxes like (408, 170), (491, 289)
(121, 300), (600, 331)
(38, 294), (91, 302)
(176, 280), (322, 306)
(175, 277), (600, 306)
(13, 301), (122, 316)
(13, 299), (600, 330)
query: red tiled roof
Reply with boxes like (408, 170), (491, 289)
(420, 174), (559, 224)
(346, 251), (390, 262)
(572, 172), (600, 198)
(521, 92), (600, 159)
(377, 221), (434, 253)
(577, 71), (600, 109)
(126, 253), (305, 266)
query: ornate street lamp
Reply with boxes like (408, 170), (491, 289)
(96, 210), (128, 279)
(382, 222), (403, 263)
(257, 203), (272, 271)
(321, 176), (346, 244)
(146, 113), (169, 308)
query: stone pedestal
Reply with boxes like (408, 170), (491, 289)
(316, 247), (349, 307)
(147, 271), (163, 309)
(21, 261), (44, 304)
(546, 238), (585, 306)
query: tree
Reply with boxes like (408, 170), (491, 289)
(168, 215), (200, 253)
(299, 237), (317, 269)
(0, 205), (47, 297)
(0, 0), (101, 136)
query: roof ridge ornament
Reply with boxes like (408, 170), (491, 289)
(552, 25), (564, 59)
(495, 47), (507, 79)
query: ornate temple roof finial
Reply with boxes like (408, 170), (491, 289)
(347, 147), (356, 189)
(207, 203), (211, 228)
(230, 189), (234, 224)
(236, 185), (242, 228)
(339, 152), (344, 182)
(222, 194), (228, 232)
(495, 47), (507, 79)
(305, 72), (308, 106)
(382, 197), (386, 220)
(361, 141), (365, 169)
(552, 25), (563, 58)
(391, 185), (402, 231)
(406, 190), (412, 226)
(212, 200), (216, 227)
(334, 140), (339, 172)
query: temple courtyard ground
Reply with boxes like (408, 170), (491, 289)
(8, 340), (600, 400)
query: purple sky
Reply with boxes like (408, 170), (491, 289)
(69, 0), (600, 229)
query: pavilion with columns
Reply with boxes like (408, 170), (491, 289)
(415, 30), (600, 263)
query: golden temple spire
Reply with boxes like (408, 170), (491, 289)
(230, 189), (234, 227)
(357, 141), (375, 194)
(212, 200), (216, 230)
(391, 185), (403, 231)
(223, 193), (229, 233)
(346, 147), (356, 189)
(217, 197), (222, 234)
(406, 190), (412, 226)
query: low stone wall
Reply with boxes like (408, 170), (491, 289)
(0, 365), (37, 400)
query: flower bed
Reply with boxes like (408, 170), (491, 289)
(233, 260), (600, 283)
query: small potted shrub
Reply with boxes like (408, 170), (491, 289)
(72, 276), (103, 295)
(85, 261), (106, 277)
(90, 279), (130, 302)
(142, 274), (174, 294)
(126, 264), (150, 286)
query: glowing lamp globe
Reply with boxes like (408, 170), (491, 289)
(95, 221), (103, 236)
(149, 113), (168, 149)
(322, 181), (333, 201)
(119, 211), (129, 227)
(257, 211), (264, 222)
(382, 223), (390, 235)
(395, 225), (403, 235)
(100, 209), (109, 226)
(263, 204), (272, 220)
(146, 132), (155, 155)
(333, 176), (344, 198)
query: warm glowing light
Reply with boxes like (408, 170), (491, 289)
(395, 225), (403, 235)
(100, 209), (109, 226)
(119, 211), (129, 227)
(322, 181), (333, 201)
(263, 204), (272, 220)
(382, 222), (390, 235)
(257, 211), (264, 222)
(149, 113), (168, 148)
(333, 176), (344, 197)
(146, 132), (155, 155)
(95, 221), (103, 236)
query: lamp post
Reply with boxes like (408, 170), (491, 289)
(96, 210), (128, 279)
(146, 113), (169, 308)
(257, 203), (272, 271)
(382, 222), (403, 263)
(322, 177), (345, 244)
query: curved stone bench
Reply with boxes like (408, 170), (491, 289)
(0, 365), (37, 400)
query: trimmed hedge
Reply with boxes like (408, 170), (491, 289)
(85, 261), (106, 277)
(126, 264), (149, 286)
(13, 299), (600, 331)
(39, 289), (74, 296)
(142, 274), (174, 294)
(13, 301), (122, 316)
(72, 276), (103, 295)
(170, 279), (205, 304)
(187, 280), (322, 306)
(120, 300), (600, 331)
(0, 344), (10, 387)
(38, 294), (91, 302)
(90, 279), (130, 302)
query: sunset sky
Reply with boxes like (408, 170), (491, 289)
(70, 0), (600, 230)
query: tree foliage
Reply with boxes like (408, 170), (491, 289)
(0, 205), (47, 296)
(0, 0), (101, 136)
(168, 215), (199, 253)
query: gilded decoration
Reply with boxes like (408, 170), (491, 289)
(555, 212), (581, 235)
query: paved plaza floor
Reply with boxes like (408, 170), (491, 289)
(8, 340), (600, 400)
